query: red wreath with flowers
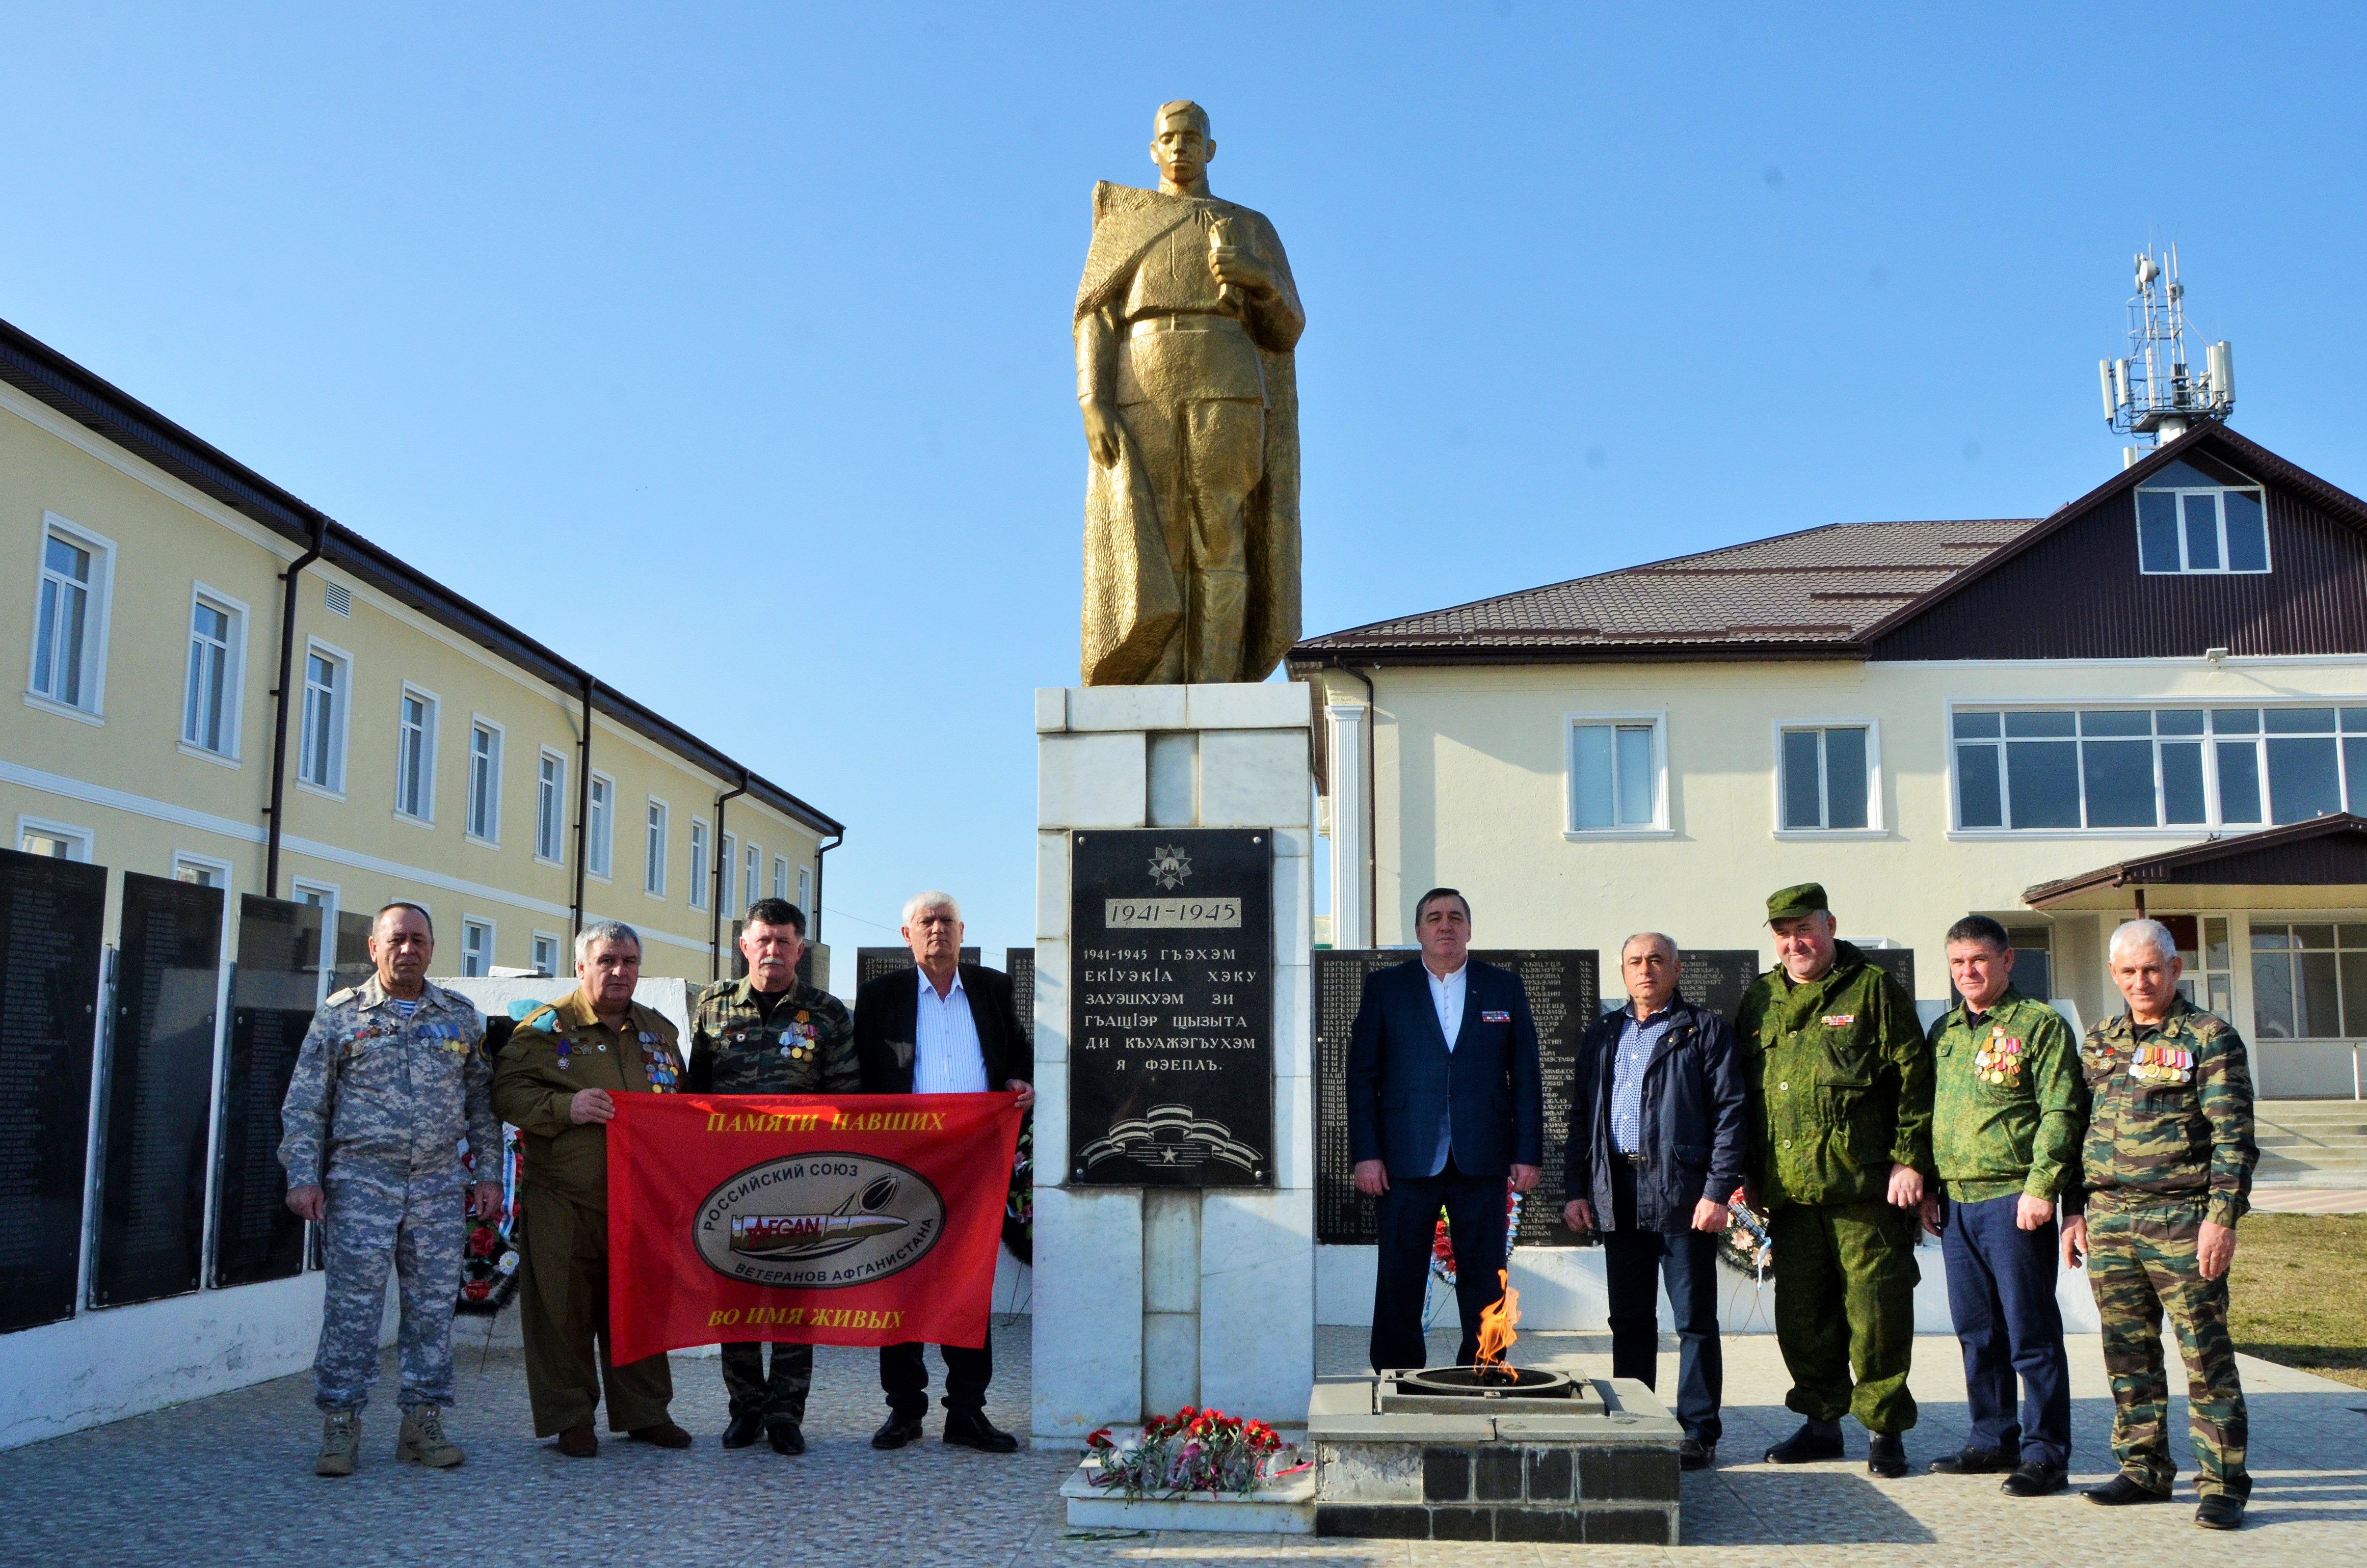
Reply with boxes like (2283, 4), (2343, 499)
(1427, 1182), (1523, 1288)
(1084, 1406), (1306, 1499)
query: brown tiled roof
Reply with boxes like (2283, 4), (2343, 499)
(1292, 517), (2049, 663)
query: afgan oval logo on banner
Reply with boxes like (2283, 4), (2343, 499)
(693, 1153), (945, 1289)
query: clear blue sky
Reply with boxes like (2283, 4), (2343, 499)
(7, 5), (2364, 966)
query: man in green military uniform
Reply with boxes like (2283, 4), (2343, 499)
(2062, 918), (2257, 1530)
(685, 898), (857, 1456)
(491, 919), (693, 1458)
(1735, 882), (1932, 1477)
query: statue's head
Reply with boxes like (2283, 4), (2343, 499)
(1149, 99), (1214, 192)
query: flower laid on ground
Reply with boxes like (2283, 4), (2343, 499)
(1083, 1405), (1307, 1499)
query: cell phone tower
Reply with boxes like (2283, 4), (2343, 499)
(2097, 245), (2233, 467)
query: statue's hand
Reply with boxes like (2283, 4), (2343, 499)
(1080, 397), (1124, 469)
(1209, 245), (1273, 298)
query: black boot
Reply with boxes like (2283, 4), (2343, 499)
(766, 1418), (806, 1456)
(2002, 1462), (2069, 1497)
(1928, 1445), (2016, 1474)
(721, 1412), (765, 1449)
(2084, 1473), (2173, 1506)
(871, 1414), (925, 1450)
(1866, 1433), (1909, 1478)
(942, 1410), (1019, 1452)
(1763, 1419), (1844, 1465)
(2195, 1495), (2245, 1530)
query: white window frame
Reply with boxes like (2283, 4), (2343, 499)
(743, 842), (761, 910)
(1771, 718), (1886, 837)
(687, 818), (709, 910)
(291, 879), (339, 1005)
(534, 748), (567, 864)
(720, 832), (738, 914)
(772, 854), (787, 902)
(394, 683), (440, 825)
(586, 772), (615, 880)
(531, 930), (563, 979)
(16, 815), (94, 861)
(2134, 479), (2272, 576)
(172, 850), (233, 890)
(463, 716), (502, 845)
(460, 916), (495, 978)
(1563, 710), (1671, 839)
(644, 797), (670, 898)
(25, 511), (116, 724)
(296, 637), (352, 799)
(796, 865), (811, 917)
(179, 582), (249, 763)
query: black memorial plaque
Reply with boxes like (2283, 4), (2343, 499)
(1861, 946), (1917, 1001)
(92, 872), (223, 1307)
(1068, 829), (1271, 1187)
(856, 945), (979, 991)
(332, 910), (374, 996)
(1680, 950), (1763, 1021)
(211, 896), (323, 1288)
(1314, 949), (1599, 1247)
(1006, 948), (1035, 1047)
(0, 848), (108, 1334)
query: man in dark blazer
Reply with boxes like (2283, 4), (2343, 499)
(1563, 932), (1749, 1470)
(852, 891), (1034, 1454)
(1348, 888), (1545, 1372)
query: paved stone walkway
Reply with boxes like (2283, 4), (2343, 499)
(0, 1318), (2359, 1565)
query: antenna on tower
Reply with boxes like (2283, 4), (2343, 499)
(2097, 243), (2233, 464)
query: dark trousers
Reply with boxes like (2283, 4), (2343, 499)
(1600, 1161), (1724, 1445)
(881, 1322), (994, 1419)
(1940, 1191), (2071, 1468)
(720, 1341), (813, 1423)
(1370, 1158), (1508, 1372)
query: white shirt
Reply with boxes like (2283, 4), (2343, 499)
(914, 966), (990, 1094)
(1426, 961), (1467, 1051)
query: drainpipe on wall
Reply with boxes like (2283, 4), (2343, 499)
(710, 771), (748, 982)
(262, 519), (328, 899)
(812, 829), (842, 950)
(571, 677), (595, 940)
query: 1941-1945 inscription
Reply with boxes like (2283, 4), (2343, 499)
(1068, 828), (1272, 1187)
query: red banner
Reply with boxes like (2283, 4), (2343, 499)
(606, 1092), (1022, 1364)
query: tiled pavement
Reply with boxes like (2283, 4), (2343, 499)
(0, 1317), (2360, 1566)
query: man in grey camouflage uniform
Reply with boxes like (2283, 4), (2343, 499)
(2063, 917), (2258, 1531)
(279, 902), (502, 1477)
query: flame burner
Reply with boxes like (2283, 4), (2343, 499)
(1376, 1364), (1605, 1417)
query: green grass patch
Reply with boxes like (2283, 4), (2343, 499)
(2227, 1211), (2367, 1390)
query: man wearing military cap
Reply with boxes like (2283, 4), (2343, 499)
(1735, 882), (1933, 1477)
(685, 898), (858, 1456)
(2062, 918), (2257, 1530)
(492, 918), (694, 1457)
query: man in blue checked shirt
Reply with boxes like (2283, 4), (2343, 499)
(1563, 932), (1749, 1470)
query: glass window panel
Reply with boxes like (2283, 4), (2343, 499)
(2005, 740), (2081, 827)
(2204, 917), (2231, 969)
(2299, 951), (2342, 1036)
(2251, 952), (2296, 1038)
(2161, 741), (2207, 824)
(2081, 710), (2152, 736)
(1572, 725), (1613, 829)
(1615, 725), (1655, 826)
(2267, 736), (2343, 824)
(2211, 709), (2260, 734)
(2344, 709), (2367, 734)
(2266, 707), (2337, 734)
(1824, 727), (1869, 829)
(2082, 738), (2157, 827)
(45, 535), (89, 579)
(1957, 743), (2004, 828)
(2345, 953), (2367, 1037)
(2294, 924), (2337, 949)
(2155, 708), (2206, 736)
(2005, 710), (2077, 738)
(2348, 738), (2367, 814)
(2207, 974), (2232, 1017)
(2137, 491), (2182, 571)
(2182, 493), (2222, 570)
(2341, 924), (2367, 948)
(2160, 914), (2201, 957)
(2011, 948), (2053, 1001)
(2252, 924), (2291, 950)
(1781, 729), (1823, 829)
(2216, 741), (2263, 823)
(2223, 490), (2268, 571)
(1953, 710), (2002, 740)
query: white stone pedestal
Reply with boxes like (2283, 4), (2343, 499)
(1030, 682), (1317, 1445)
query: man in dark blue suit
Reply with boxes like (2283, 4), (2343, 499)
(1347, 888), (1546, 1372)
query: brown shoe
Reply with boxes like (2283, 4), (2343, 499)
(556, 1423), (598, 1458)
(629, 1422), (693, 1449)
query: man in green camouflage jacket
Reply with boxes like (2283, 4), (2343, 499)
(685, 898), (857, 1456)
(1735, 882), (1933, 1478)
(2063, 917), (2257, 1530)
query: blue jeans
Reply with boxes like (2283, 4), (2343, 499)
(1602, 1161), (1723, 1445)
(1940, 1191), (2071, 1468)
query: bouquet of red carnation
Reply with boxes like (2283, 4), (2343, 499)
(1084, 1405), (1305, 1499)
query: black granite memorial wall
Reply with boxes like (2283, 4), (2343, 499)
(855, 945), (980, 991)
(332, 909), (374, 996)
(92, 873), (223, 1307)
(0, 848), (108, 1334)
(1676, 950), (1762, 1020)
(1006, 947), (1034, 1047)
(210, 896), (322, 1288)
(1067, 829), (1272, 1187)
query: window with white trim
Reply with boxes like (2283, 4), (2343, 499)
(17, 817), (93, 860)
(1567, 715), (1665, 832)
(796, 866), (811, 918)
(293, 880), (338, 1003)
(587, 774), (614, 878)
(2135, 457), (2269, 576)
(174, 854), (227, 888)
(688, 820), (709, 909)
(645, 799), (669, 896)
(772, 855), (787, 902)
(182, 590), (245, 756)
(720, 833), (738, 914)
(461, 917), (494, 978)
(395, 688), (438, 821)
(465, 720), (501, 842)
(535, 750), (566, 862)
(744, 843), (760, 910)
(30, 518), (112, 713)
(1779, 724), (1874, 831)
(2250, 921), (2367, 1040)
(299, 642), (350, 792)
(1953, 703), (2367, 831)
(531, 931), (562, 978)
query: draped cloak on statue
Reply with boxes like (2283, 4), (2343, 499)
(1074, 181), (1302, 687)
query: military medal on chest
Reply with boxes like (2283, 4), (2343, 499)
(2130, 1042), (2194, 1085)
(1972, 1023), (2024, 1085)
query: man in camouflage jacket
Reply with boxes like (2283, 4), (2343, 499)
(2063, 917), (2257, 1530)
(685, 898), (857, 1454)
(1735, 882), (1933, 1478)
(278, 902), (501, 1477)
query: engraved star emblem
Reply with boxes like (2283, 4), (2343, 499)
(1148, 846), (1193, 891)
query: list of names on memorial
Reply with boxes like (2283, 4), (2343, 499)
(212, 895), (321, 1288)
(1067, 829), (1271, 1188)
(0, 849), (107, 1333)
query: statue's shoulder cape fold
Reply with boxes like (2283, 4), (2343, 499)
(1074, 182), (1287, 323)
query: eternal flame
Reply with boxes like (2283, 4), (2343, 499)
(1075, 100), (1305, 685)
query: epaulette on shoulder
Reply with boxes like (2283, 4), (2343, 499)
(325, 986), (357, 1006)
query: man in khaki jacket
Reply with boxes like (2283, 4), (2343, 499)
(491, 919), (692, 1457)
